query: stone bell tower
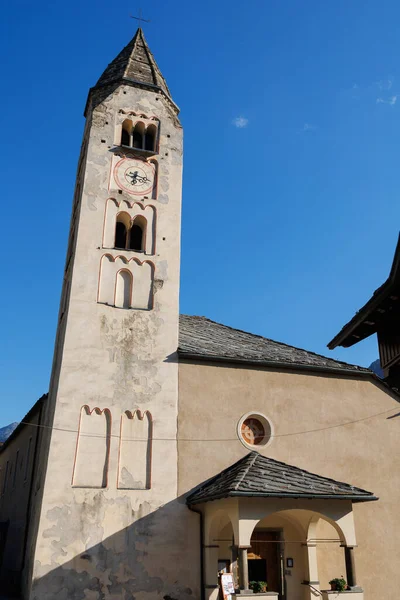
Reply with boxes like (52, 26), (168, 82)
(25, 29), (188, 600)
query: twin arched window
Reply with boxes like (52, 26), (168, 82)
(115, 213), (146, 252)
(121, 119), (157, 152)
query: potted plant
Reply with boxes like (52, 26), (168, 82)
(249, 581), (268, 593)
(328, 577), (347, 592)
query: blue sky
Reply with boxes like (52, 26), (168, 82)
(1, 0), (400, 423)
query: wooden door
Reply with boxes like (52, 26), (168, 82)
(249, 530), (281, 594)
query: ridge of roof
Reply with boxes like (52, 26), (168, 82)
(186, 451), (377, 505)
(178, 314), (371, 374)
(233, 451), (258, 491)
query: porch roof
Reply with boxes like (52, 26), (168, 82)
(186, 452), (378, 505)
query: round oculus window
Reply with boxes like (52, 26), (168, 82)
(241, 418), (265, 446)
(238, 412), (273, 449)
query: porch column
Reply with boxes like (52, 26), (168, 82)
(304, 542), (320, 599)
(238, 546), (252, 594)
(344, 546), (362, 591)
(230, 544), (239, 588)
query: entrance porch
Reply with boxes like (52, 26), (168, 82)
(187, 452), (377, 600)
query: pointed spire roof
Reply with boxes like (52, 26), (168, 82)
(94, 28), (173, 102)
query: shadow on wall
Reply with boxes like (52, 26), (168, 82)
(29, 495), (200, 600)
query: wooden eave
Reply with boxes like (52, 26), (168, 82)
(328, 234), (400, 349)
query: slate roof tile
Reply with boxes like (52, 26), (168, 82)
(95, 28), (172, 100)
(186, 452), (377, 504)
(178, 315), (370, 374)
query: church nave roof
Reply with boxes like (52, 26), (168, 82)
(178, 315), (371, 375)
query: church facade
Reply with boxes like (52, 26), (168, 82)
(0, 29), (399, 600)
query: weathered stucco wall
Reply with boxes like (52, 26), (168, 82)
(178, 360), (400, 598)
(27, 81), (196, 600)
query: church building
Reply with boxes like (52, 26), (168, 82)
(0, 28), (398, 600)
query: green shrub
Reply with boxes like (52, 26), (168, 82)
(328, 577), (347, 592)
(249, 581), (268, 593)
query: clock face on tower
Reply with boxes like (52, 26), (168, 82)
(113, 157), (155, 196)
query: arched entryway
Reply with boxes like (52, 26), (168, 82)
(202, 505), (351, 600)
(187, 452), (375, 600)
(248, 509), (349, 599)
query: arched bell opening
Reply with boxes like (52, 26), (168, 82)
(114, 212), (131, 249)
(129, 216), (147, 252)
(133, 121), (145, 149)
(145, 124), (157, 152)
(115, 222), (127, 249)
(121, 119), (133, 146)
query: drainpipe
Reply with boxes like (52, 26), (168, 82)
(188, 505), (205, 600)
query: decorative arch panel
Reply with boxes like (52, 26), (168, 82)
(72, 406), (111, 488)
(118, 410), (153, 489)
(98, 254), (155, 310)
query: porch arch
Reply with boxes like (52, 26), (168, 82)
(205, 508), (236, 545)
(203, 508), (237, 600)
(307, 512), (346, 545)
(244, 508), (349, 547)
(237, 500), (355, 547)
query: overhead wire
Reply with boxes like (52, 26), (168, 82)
(11, 405), (398, 442)
(213, 538), (342, 545)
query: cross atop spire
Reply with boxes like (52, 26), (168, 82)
(93, 28), (174, 105)
(130, 8), (150, 28)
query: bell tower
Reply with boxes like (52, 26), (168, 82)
(26, 29), (187, 599)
